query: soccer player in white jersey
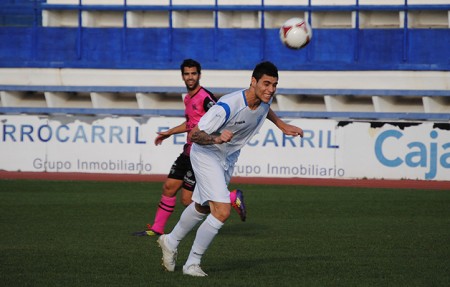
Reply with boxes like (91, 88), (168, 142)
(157, 61), (304, 277)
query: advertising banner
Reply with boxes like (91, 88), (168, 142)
(335, 121), (450, 181)
(0, 115), (448, 180)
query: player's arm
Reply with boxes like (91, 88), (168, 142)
(188, 125), (233, 145)
(203, 96), (216, 112)
(155, 121), (188, 145)
(266, 108), (304, 137)
(189, 100), (232, 145)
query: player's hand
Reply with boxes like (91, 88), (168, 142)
(154, 132), (171, 145)
(282, 124), (303, 137)
(216, 129), (233, 144)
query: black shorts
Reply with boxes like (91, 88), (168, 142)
(167, 153), (196, 192)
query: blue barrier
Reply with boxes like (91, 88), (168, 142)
(1, 106), (449, 121)
(1, 85), (450, 97)
(0, 27), (449, 70)
(0, 2), (449, 71)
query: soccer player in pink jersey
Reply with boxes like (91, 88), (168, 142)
(133, 59), (246, 237)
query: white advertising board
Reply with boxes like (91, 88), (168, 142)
(335, 121), (450, 181)
(0, 115), (449, 180)
(234, 119), (341, 178)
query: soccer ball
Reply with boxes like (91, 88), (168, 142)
(279, 17), (312, 50)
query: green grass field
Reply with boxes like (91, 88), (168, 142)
(0, 179), (449, 287)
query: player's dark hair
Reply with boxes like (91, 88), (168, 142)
(252, 61), (278, 81)
(181, 59), (201, 74)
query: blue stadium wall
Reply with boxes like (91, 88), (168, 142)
(1, 27), (449, 71)
(0, 1), (449, 71)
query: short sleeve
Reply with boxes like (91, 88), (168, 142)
(198, 103), (228, 134)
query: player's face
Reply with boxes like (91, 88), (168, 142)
(182, 67), (201, 92)
(253, 75), (278, 103)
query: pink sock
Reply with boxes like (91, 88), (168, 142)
(151, 195), (177, 234)
(229, 190), (236, 203)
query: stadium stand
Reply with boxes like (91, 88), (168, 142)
(0, 0), (449, 121)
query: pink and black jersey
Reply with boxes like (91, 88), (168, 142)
(183, 87), (217, 155)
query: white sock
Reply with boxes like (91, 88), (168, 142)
(185, 214), (224, 267)
(166, 202), (206, 250)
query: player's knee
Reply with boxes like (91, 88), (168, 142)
(180, 188), (193, 206)
(212, 205), (231, 222)
(181, 196), (192, 207)
(162, 182), (178, 196)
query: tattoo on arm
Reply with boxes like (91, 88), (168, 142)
(190, 130), (217, 145)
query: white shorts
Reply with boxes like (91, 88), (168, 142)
(190, 144), (231, 206)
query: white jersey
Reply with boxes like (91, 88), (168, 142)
(194, 89), (272, 170)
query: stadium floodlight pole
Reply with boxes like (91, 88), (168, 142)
(402, 0), (409, 62)
(354, 0), (360, 62)
(260, 0), (266, 61)
(122, 0), (127, 62)
(77, 0), (83, 60)
(307, 0), (312, 62)
(169, 0), (173, 62)
(31, 0), (38, 61)
(214, 0), (218, 62)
